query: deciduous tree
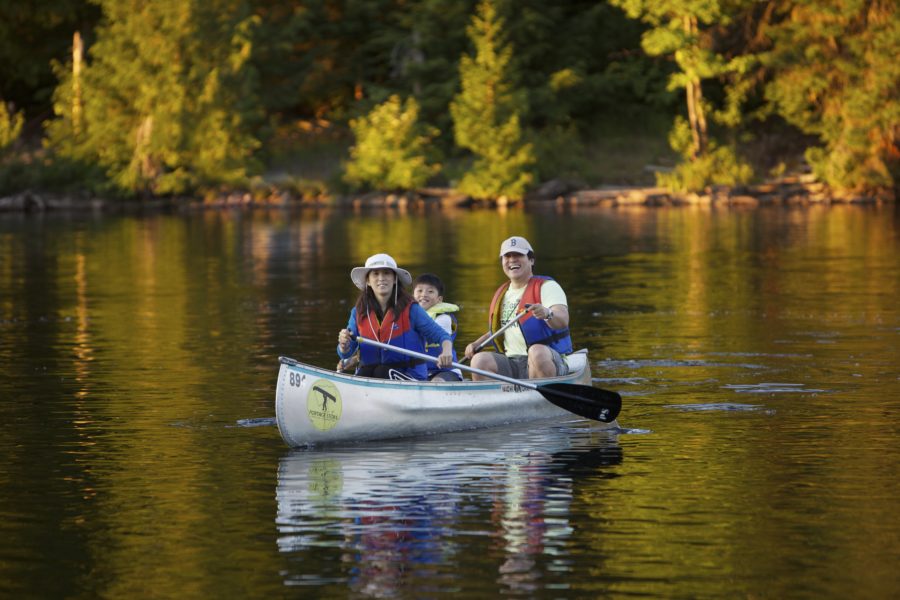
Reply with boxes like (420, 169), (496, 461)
(764, 0), (899, 194)
(610, 0), (756, 190)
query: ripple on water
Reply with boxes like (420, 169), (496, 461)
(598, 358), (768, 370)
(665, 402), (774, 414)
(722, 383), (827, 394)
(235, 417), (278, 428)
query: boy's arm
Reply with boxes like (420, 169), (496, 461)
(411, 304), (452, 343)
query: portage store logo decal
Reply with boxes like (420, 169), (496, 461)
(306, 379), (342, 431)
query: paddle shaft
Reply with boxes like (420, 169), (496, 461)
(350, 335), (622, 422)
(462, 305), (535, 362)
(355, 335), (543, 391)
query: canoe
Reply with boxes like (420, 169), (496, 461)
(274, 349), (618, 446)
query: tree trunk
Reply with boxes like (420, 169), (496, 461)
(683, 16), (708, 159)
(72, 31), (83, 136)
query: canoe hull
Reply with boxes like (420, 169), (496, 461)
(274, 350), (614, 446)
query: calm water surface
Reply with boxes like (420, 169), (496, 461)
(1, 204), (898, 598)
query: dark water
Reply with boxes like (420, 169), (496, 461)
(1, 204), (898, 598)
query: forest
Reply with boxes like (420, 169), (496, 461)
(0, 0), (897, 202)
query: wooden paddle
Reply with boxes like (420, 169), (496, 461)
(353, 335), (622, 423)
(459, 304), (534, 363)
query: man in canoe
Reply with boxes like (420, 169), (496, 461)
(464, 236), (572, 380)
(338, 253), (453, 380)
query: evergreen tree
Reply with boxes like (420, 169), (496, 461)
(450, 0), (534, 201)
(343, 94), (440, 191)
(764, 0), (899, 194)
(46, 0), (262, 196)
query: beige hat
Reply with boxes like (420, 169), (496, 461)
(350, 253), (412, 290)
(499, 236), (534, 257)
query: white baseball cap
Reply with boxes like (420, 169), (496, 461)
(350, 253), (412, 290)
(499, 236), (534, 257)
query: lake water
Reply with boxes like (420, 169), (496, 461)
(1, 204), (898, 598)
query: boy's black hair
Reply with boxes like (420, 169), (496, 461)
(413, 273), (444, 296)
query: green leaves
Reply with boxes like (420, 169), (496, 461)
(0, 101), (24, 152)
(765, 0), (899, 193)
(343, 95), (440, 191)
(45, 0), (263, 196)
(450, 0), (534, 201)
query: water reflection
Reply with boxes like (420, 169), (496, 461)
(275, 421), (622, 595)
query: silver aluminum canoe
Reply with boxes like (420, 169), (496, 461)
(275, 349), (616, 446)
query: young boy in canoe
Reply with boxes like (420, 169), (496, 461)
(413, 273), (463, 381)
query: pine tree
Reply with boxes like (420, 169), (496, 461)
(343, 94), (440, 191)
(449, 0), (534, 201)
(45, 0), (262, 196)
(764, 0), (899, 194)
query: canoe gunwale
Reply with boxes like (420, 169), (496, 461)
(278, 348), (589, 390)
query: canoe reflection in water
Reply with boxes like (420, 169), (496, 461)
(275, 424), (622, 595)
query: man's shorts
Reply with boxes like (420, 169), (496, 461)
(490, 348), (569, 379)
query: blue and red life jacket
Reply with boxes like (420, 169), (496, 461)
(488, 276), (572, 355)
(356, 303), (429, 379)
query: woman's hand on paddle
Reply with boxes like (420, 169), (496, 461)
(338, 328), (352, 353)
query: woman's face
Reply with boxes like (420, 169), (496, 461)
(366, 268), (396, 299)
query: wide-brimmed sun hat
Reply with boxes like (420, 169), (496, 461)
(350, 253), (412, 290)
(499, 236), (534, 257)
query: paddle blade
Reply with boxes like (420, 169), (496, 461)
(538, 383), (622, 423)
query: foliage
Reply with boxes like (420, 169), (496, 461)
(450, 0), (534, 200)
(530, 124), (589, 183)
(2, 0), (897, 197)
(253, 0), (414, 121)
(764, 0), (900, 193)
(390, 0), (476, 148)
(0, 153), (107, 196)
(45, 0), (263, 196)
(507, 1), (669, 126)
(608, 0), (759, 190)
(657, 116), (753, 192)
(343, 95), (440, 191)
(0, 101), (25, 153)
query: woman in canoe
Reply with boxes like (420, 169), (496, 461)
(337, 253), (454, 380)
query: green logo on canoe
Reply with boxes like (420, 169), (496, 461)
(306, 379), (342, 431)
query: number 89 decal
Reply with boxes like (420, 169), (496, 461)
(288, 371), (305, 387)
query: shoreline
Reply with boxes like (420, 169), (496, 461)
(0, 175), (894, 213)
